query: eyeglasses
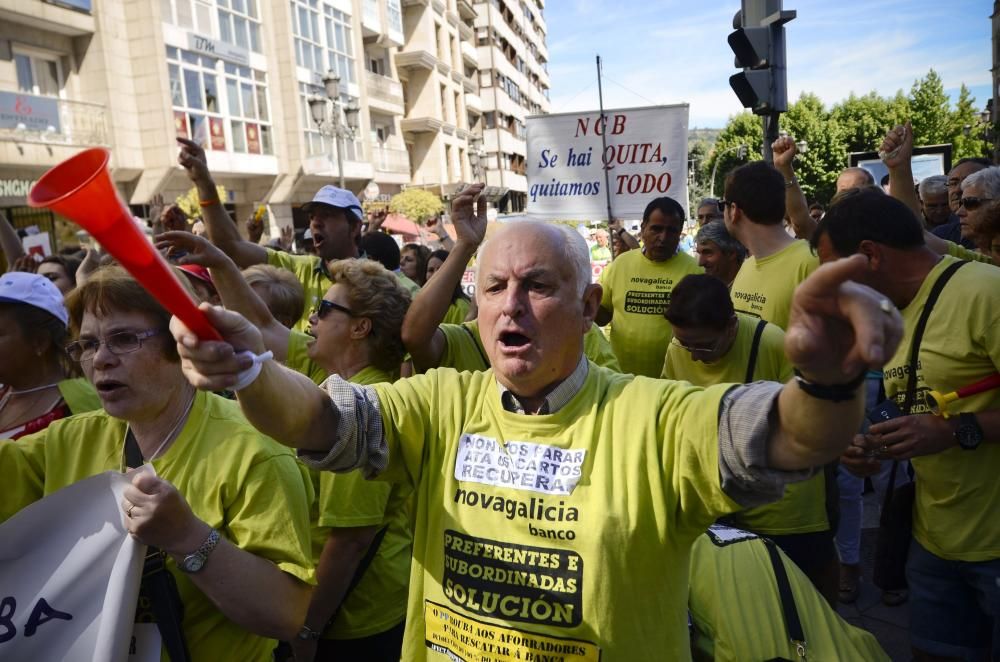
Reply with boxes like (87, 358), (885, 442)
(66, 329), (162, 362)
(314, 299), (354, 320)
(960, 196), (994, 211)
(671, 334), (727, 355)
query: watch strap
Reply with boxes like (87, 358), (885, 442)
(182, 528), (220, 571)
(793, 369), (866, 402)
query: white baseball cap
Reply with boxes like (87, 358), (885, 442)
(301, 185), (364, 221)
(0, 272), (68, 326)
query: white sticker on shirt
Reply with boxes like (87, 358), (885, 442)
(127, 623), (161, 661)
(454, 434), (586, 495)
(706, 523), (760, 546)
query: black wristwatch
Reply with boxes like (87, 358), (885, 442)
(793, 369), (867, 402)
(297, 625), (322, 641)
(954, 412), (984, 450)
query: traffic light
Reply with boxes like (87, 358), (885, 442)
(728, 2), (795, 116)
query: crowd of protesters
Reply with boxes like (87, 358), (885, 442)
(0, 118), (997, 662)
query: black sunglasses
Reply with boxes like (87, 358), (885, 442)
(314, 299), (354, 320)
(960, 196), (994, 211)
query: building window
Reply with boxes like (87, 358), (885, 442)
(386, 0), (402, 33)
(217, 0), (263, 53)
(290, 0), (356, 85)
(14, 52), (64, 98)
(167, 46), (273, 154)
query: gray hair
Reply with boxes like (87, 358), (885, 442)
(918, 175), (948, 199)
(695, 221), (746, 258)
(961, 166), (1000, 198)
(477, 222), (592, 297)
(698, 197), (723, 211)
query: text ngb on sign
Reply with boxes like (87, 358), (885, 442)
(526, 104), (689, 220)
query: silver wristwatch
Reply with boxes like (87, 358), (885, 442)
(178, 528), (220, 573)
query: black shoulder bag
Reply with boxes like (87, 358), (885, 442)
(872, 260), (966, 591)
(125, 434), (191, 662)
(763, 538), (807, 661)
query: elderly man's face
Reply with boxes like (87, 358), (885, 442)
(957, 180), (998, 241)
(835, 169), (871, 193)
(696, 203), (723, 227)
(696, 240), (740, 284)
(947, 162), (986, 212)
(920, 190), (951, 227)
(476, 225), (596, 398)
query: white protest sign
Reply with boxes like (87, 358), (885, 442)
(526, 104), (689, 220)
(0, 471), (146, 661)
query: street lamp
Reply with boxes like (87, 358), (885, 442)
(308, 70), (361, 189)
(710, 143), (748, 197)
(468, 135), (487, 181)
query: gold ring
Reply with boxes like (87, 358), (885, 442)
(879, 298), (893, 315)
(127, 504), (135, 518)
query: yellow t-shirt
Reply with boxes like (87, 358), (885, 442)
(397, 272), (422, 295)
(729, 239), (819, 330)
(689, 525), (889, 662)
(882, 255), (1000, 561)
(945, 240), (994, 264)
(266, 249), (331, 333)
(439, 320), (620, 373)
(598, 249), (702, 376)
(372, 366), (740, 661)
(310, 365), (412, 639)
(58, 377), (102, 414)
(442, 297), (471, 326)
(286, 329), (328, 384)
(661, 315), (825, 534)
(0, 391), (316, 662)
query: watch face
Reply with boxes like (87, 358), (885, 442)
(957, 417), (984, 449)
(181, 554), (205, 573)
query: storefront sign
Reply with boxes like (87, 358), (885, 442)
(0, 179), (37, 200)
(0, 92), (62, 134)
(187, 32), (249, 66)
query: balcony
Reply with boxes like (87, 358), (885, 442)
(361, 0), (382, 37)
(395, 49), (437, 71)
(456, 0), (476, 20)
(465, 92), (482, 114)
(401, 117), (444, 133)
(372, 145), (411, 174)
(461, 40), (478, 66)
(457, 21), (473, 42)
(0, 95), (108, 147)
(365, 71), (405, 114)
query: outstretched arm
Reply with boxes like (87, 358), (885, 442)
(157, 231), (292, 361)
(0, 211), (25, 270)
(401, 184), (486, 371)
(769, 254), (904, 470)
(176, 138), (268, 268)
(772, 136), (814, 239)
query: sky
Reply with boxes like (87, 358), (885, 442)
(545, 0), (994, 129)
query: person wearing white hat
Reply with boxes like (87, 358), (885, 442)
(175, 137), (364, 331)
(0, 272), (100, 438)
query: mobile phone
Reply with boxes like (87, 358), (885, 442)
(866, 399), (903, 425)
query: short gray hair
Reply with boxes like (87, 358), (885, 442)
(961, 166), (1000, 199)
(478, 222), (592, 297)
(695, 221), (746, 258)
(918, 175), (948, 199)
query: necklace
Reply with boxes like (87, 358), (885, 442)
(121, 389), (197, 471)
(0, 382), (61, 412)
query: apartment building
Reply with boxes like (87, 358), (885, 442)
(0, 0), (545, 247)
(473, 0), (548, 212)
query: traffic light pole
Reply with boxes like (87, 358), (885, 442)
(762, 113), (779, 163)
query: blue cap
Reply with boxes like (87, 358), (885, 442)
(302, 185), (364, 221)
(0, 271), (68, 326)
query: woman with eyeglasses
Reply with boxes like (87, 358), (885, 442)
(0, 272), (99, 439)
(0, 265), (316, 661)
(153, 231), (415, 662)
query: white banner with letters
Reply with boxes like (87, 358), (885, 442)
(526, 104), (689, 221)
(0, 471), (145, 661)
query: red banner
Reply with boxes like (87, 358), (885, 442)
(209, 117), (226, 151)
(173, 111), (189, 139)
(245, 123), (260, 154)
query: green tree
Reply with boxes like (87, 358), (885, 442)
(830, 91), (909, 155)
(909, 69), (951, 145)
(388, 188), (444, 223)
(687, 139), (713, 207)
(781, 93), (844, 203)
(707, 112), (762, 197)
(948, 84), (991, 160)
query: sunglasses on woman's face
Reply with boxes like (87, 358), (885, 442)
(314, 299), (354, 320)
(960, 196), (994, 211)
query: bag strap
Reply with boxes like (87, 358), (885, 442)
(884, 259), (967, 502)
(125, 433), (191, 662)
(763, 538), (807, 660)
(462, 324), (491, 371)
(326, 524), (390, 629)
(744, 319), (768, 383)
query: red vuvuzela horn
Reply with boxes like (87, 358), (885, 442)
(28, 148), (221, 340)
